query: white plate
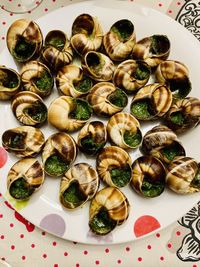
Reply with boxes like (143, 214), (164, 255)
(0, 0), (200, 245)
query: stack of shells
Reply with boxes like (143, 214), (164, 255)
(1, 14), (200, 235)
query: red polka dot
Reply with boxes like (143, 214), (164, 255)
(168, 10), (172, 13)
(160, 256), (164, 261)
(158, 3), (163, 7)
(9, 0), (12, 2)
(83, 250), (88, 255)
(22, 256), (26, 260)
(134, 216), (161, 237)
(20, 234), (24, 238)
(54, 264), (58, 267)
(36, 1), (40, 4)
(11, 245), (15, 250)
(117, 259), (122, 264)
(64, 252), (68, 256)
(138, 257), (142, 262)
(31, 244), (35, 248)
(52, 241), (57, 246)
(45, 8), (48, 12)
(73, 242), (77, 245)
(76, 264), (79, 267)
(177, 1), (181, 5)
(42, 231), (46, 235)
(1, 6), (4, 9)
(10, 223), (14, 228)
(0, 148), (7, 167)
(10, 13), (13, 16)
(28, 11), (31, 13)
(1, 258), (5, 261)
(105, 248), (110, 253)
(42, 254), (47, 258)
(1, 235), (5, 239)
(125, 247), (130, 252)
(0, 214), (3, 218)
(18, 4), (21, 7)
(0, 193), (2, 197)
(52, 0), (56, 2)
(176, 231), (181, 236)
(167, 243), (172, 248)
(193, 265), (197, 267)
(95, 260), (100, 265)
(147, 245), (151, 250)
(156, 233), (160, 238)
(1, 37), (5, 40)
(2, 22), (6, 25)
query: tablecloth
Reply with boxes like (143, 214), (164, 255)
(0, 0), (200, 266)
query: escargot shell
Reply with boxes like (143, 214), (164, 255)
(97, 146), (132, 188)
(48, 96), (92, 132)
(77, 121), (107, 155)
(89, 186), (130, 235)
(131, 156), (166, 197)
(132, 34), (170, 68)
(113, 60), (151, 94)
(2, 126), (45, 158)
(71, 13), (103, 56)
(42, 30), (73, 72)
(87, 82), (128, 117)
(107, 112), (142, 149)
(7, 158), (44, 200)
(103, 19), (136, 61)
(155, 60), (191, 99)
(11, 91), (47, 126)
(82, 51), (115, 82)
(7, 19), (43, 63)
(42, 132), (77, 177)
(0, 66), (21, 100)
(60, 163), (99, 209)
(166, 156), (200, 194)
(142, 125), (185, 164)
(130, 83), (172, 120)
(56, 65), (93, 98)
(21, 60), (54, 98)
(165, 97), (200, 133)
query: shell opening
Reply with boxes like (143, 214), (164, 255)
(108, 88), (128, 108)
(86, 52), (104, 75)
(9, 177), (35, 200)
(141, 175), (165, 197)
(170, 111), (184, 126)
(109, 165), (132, 187)
(12, 36), (36, 61)
(123, 129), (142, 148)
(161, 142), (185, 162)
(24, 101), (47, 122)
(0, 69), (19, 89)
(73, 76), (93, 93)
(44, 154), (69, 176)
(80, 134), (104, 155)
(89, 206), (117, 235)
(32, 70), (53, 92)
(111, 19), (134, 42)
(134, 61), (150, 81)
(45, 31), (66, 51)
(150, 35), (170, 55)
(131, 99), (155, 120)
(72, 14), (94, 36)
(191, 164), (200, 189)
(62, 181), (87, 207)
(168, 78), (191, 99)
(69, 99), (92, 120)
(2, 131), (26, 150)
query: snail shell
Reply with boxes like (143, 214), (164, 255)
(113, 59), (151, 94)
(2, 126), (45, 158)
(107, 112), (142, 149)
(11, 91), (47, 126)
(130, 83), (172, 120)
(82, 51), (115, 82)
(132, 35), (170, 68)
(155, 60), (191, 99)
(77, 121), (107, 155)
(56, 65), (93, 98)
(60, 163), (99, 209)
(21, 60), (54, 98)
(166, 156), (200, 194)
(48, 96), (92, 132)
(89, 186), (130, 235)
(42, 132), (77, 177)
(97, 146), (132, 188)
(103, 19), (136, 61)
(71, 14), (103, 56)
(165, 97), (200, 133)
(0, 66), (21, 100)
(142, 125), (185, 164)
(87, 82), (128, 117)
(7, 158), (44, 200)
(6, 19), (43, 62)
(42, 30), (73, 72)
(131, 156), (166, 197)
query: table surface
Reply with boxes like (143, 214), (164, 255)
(0, 1), (200, 267)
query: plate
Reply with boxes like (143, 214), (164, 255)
(0, 0), (200, 245)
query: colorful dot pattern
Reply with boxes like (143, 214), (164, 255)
(0, 0), (198, 266)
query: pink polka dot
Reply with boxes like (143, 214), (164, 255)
(20, 234), (24, 238)
(167, 243), (172, 248)
(117, 259), (122, 264)
(105, 248), (110, 253)
(138, 257), (142, 262)
(52, 241), (57, 246)
(31, 244), (35, 248)
(95, 260), (100, 265)
(83, 250), (88, 255)
(125, 247), (130, 252)
(10, 223), (14, 228)
(11, 245), (15, 250)
(156, 233), (160, 238)
(1, 235), (5, 239)
(22, 256), (26, 260)
(176, 231), (181, 236)
(160, 256), (164, 261)
(42, 254), (47, 258)
(64, 252), (68, 256)
(0, 214), (3, 218)
(147, 245), (151, 250)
